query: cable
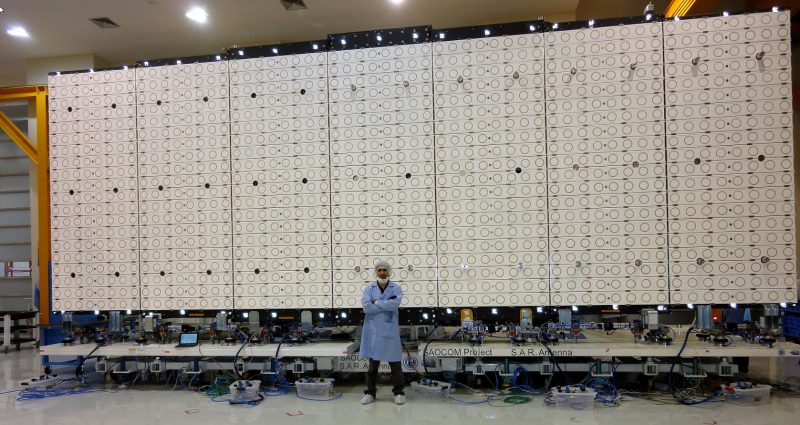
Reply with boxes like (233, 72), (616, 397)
(212, 393), (265, 407)
(296, 392), (343, 401)
(198, 342), (238, 379)
(205, 375), (234, 398)
(540, 339), (571, 384)
(16, 379), (107, 401)
(667, 326), (695, 392)
(232, 327), (250, 379)
(449, 395), (489, 404)
(73, 340), (110, 378)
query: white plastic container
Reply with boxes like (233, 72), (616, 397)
(228, 380), (261, 403)
(550, 386), (597, 410)
(411, 379), (452, 398)
(722, 383), (771, 405)
(295, 377), (335, 399)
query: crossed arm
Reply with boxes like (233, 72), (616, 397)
(362, 285), (403, 314)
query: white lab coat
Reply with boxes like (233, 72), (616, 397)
(359, 281), (403, 362)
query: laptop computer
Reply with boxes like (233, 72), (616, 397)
(175, 332), (199, 348)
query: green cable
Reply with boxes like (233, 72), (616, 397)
(503, 395), (531, 404)
(205, 376), (233, 397)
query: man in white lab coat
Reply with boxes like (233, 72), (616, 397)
(359, 261), (405, 405)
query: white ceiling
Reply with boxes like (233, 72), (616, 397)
(0, 0), (661, 86)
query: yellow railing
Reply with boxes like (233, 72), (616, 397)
(0, 85), (50, 324)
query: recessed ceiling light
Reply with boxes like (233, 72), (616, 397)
(215, 55), (221, 60)
(272, 47), (278, 54)
(588, 19), (595, 26)
(412, 32), (418, 39)
(389, 0), (404, 4)
(7, 26), (29, 38)
(143, 61), (150, 66)
(529, 25), (536, 31)
(484, 29), (490, 36)
(312, 43), (318, 50)
(552, 23), (559, 29)
(176, 59), (182, 64)
(376, 35), (382, 41)
(722, 10), (729, 16)
(185, 7), (208, 23)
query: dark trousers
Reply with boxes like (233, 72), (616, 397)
(364, 359), (405, 396)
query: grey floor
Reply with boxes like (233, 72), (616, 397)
(2, 346), (799, 425)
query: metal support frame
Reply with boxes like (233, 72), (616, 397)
(0, 85), (50, 324)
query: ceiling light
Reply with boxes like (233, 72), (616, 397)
(722, 10), (729, 16)
(552, 23), (559, 29)
(588, 19), (595, 26)
(7, 26), (29, 38)
(89, 68), (94, 73)
(491, 308), (498, 315)
(215, 55), (221, 60)
(529, 25), (536, 31)
(123, 65), (128, 70)
(446, 308), (452, 314)
(341, 312), (347, 318)
(484, 29), (490, 36)
(687, 304), (694, 309)
(422, 313), (429, 320)
(271, 312), (277, 318)
(536, 307), (543, 313)
(242, 312), (249, 318)
(56, 71), (61, 75)
(389, 0), (404, 4)
(571, 305), (578, 312)
(143, 61), (150, 66)
(412, 32), (418, 39)
(238, 50), (243, 56)
(674, 16), (680, 21)
(772, 6), (779, 12)
(176, 59), (181, 64)
(780, 303), (787, 308)
(438, 32), (445, 39)
(126, 309), (132, 314)
(180, 309), (186, 315)
(94, 310), (100, 315)
(645, 13), (652, 20)
(612, 304), (619, 310)
(271, 47), (278, 54)
(0, 6), (4, 14)
(185, 7), (208, 23)
(312, 43), (318, 50)
(376, 35), (382, 41)
(340, 38), (346, 45)
(730, 303), (737, 309)
(318, 312), (324, 318)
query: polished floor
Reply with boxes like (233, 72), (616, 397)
(2, 346), (799, 425)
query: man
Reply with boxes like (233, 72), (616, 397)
(359, 260), (405, 405)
